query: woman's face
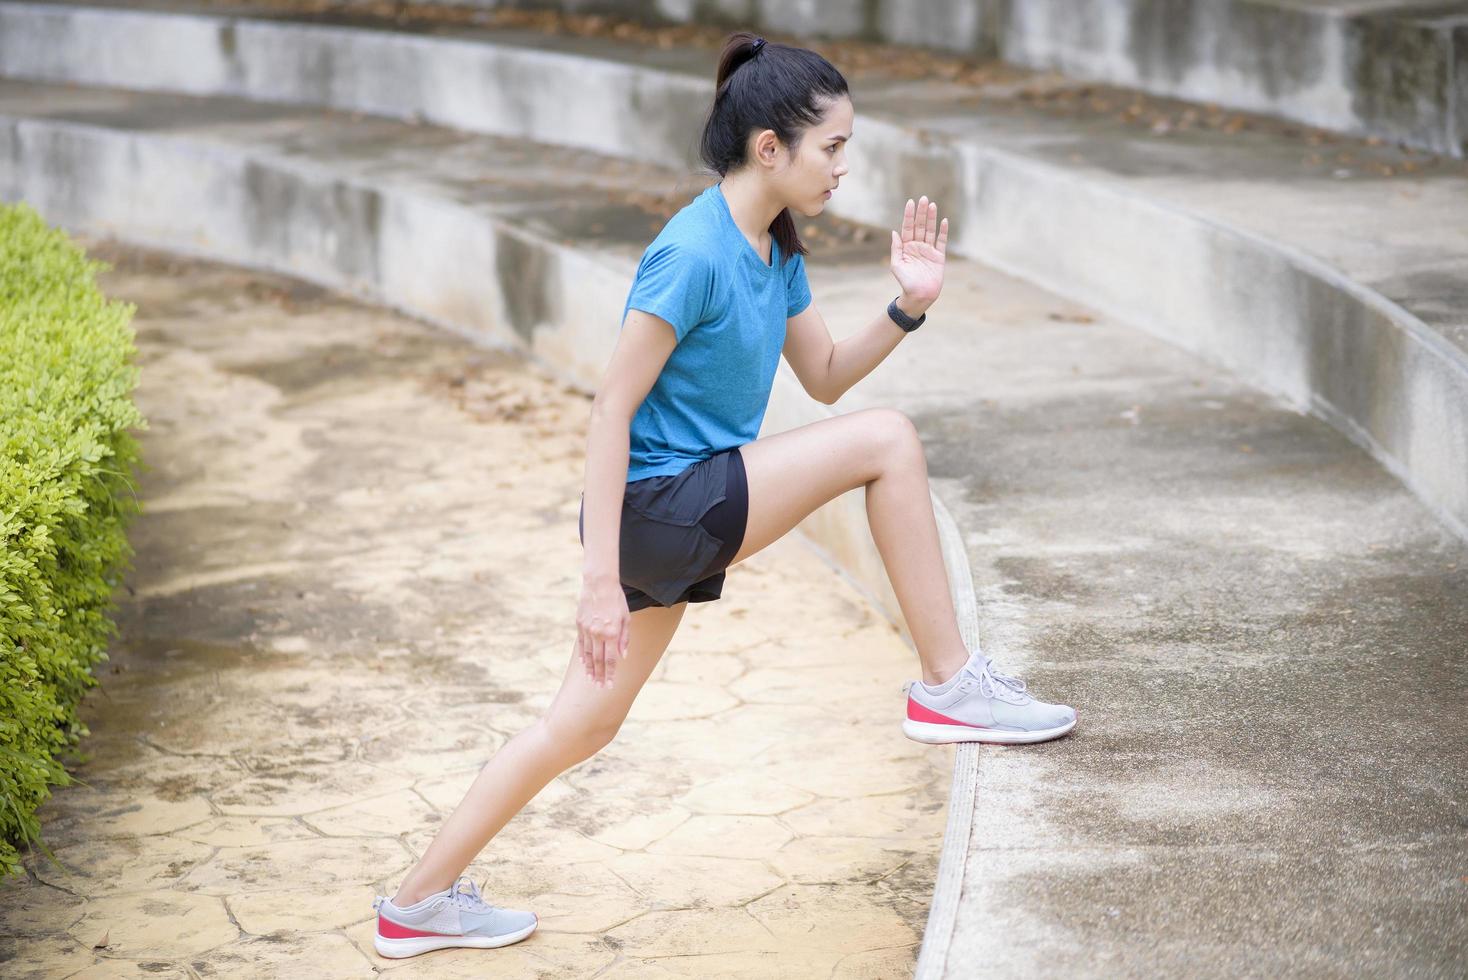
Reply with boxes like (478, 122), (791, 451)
(751, 94), (853, 218)
(785, 95), (853, 218)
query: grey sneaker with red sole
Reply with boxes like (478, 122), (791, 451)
(903, 650), (1076, 745)
(372, 876), (537, 959)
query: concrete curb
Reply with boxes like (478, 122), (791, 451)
(4, 1), (1463, 542)
(912, 490), (983, 980)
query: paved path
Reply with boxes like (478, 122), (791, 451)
(0, 243), (949, 978)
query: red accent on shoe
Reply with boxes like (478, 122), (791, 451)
(378, 916), (460, 940)
(907, 696), (989, 729)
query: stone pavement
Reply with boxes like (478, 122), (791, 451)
(0, 244), (950, 978)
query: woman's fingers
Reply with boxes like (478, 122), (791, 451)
(935, 216), (949, 254)
(576, 627), (623, 689)
(897, 196), (945, 251)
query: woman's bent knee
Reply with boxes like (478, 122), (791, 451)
(537, 715), (618, 763)
(863, 408), (924, 466)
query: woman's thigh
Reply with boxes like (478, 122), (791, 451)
(728, 407), (919, 568)
(543, 600), (688, 745)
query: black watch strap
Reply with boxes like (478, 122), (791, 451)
(887, 297), (926, 332)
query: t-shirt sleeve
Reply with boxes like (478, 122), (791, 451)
(623, 241), (715, 343)
(784, 249), (812, 318)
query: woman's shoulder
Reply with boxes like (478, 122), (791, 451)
(640, 217), (721, 272)
(645, 186), (721, 243)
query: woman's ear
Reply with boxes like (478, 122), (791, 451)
(754, 128), (781, 167)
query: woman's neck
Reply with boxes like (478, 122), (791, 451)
(719, 172), (783, 258)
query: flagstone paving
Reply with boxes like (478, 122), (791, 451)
(0, 243), (950, 978)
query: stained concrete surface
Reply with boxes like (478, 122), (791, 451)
(802, 255), (1468, 977)
(0, 244), (950, 978)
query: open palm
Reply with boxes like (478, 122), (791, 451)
(889, 196), (948, 307)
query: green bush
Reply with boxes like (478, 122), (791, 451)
(1, 203), (146, 880)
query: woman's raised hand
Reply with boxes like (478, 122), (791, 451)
(576, 574), (630, 689)
(889, 196), (949, 311)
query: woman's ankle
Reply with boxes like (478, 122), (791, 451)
(923, 652), (971, 686)
(392, 881), (441, 907)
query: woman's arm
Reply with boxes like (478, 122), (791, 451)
(784, 197), (950, 405)
(581, 408), (631, 584)
(576, 308), (679, 686)
(810, 294), (931, 404)
(582, 308), (679, 580)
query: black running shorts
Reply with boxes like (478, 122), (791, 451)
(579, 446), (748, 611)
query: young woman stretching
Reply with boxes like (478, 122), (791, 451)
(372, 31), (1077, 959)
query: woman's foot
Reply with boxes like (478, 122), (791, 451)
(902, 649), (1077, 744)
(372, 875), (538, 958)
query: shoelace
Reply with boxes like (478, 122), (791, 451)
(446, 875), (498, 913)
(902, 654), (1029, 699)
(980, 657), (1027, 697)
(373, 875), (498, 914)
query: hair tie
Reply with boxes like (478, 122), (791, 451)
(751, 37), (766, 56)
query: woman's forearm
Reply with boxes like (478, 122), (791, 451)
(582, 403), (631, 582)
(824, 294), (930, 404)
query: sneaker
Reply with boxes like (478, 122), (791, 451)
(372, 876), (538, 959)
(902, 650), (1076, 745)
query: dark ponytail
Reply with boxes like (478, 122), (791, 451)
(699, 32), (849, 261)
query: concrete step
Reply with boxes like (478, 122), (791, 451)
(4, 78), (1463, 978)
(0, 81), (694, 382)
(4, 0), (1464, 542)
(261, 0), (1468, 160)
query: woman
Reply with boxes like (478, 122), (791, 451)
(372, 31), (1076, 959)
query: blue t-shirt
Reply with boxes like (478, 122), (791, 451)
(621, 182), (812, 482)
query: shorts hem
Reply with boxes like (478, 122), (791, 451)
(625, 577), (724, 612)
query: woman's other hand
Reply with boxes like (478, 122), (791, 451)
(576, 572), (630, 688)
(889, 196), (949, 316)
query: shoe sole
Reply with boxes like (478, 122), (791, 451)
(373, 919), (538, 958)
(902, 716), (1076, 745)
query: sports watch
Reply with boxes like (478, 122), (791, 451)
(887, 296), (927, 332)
